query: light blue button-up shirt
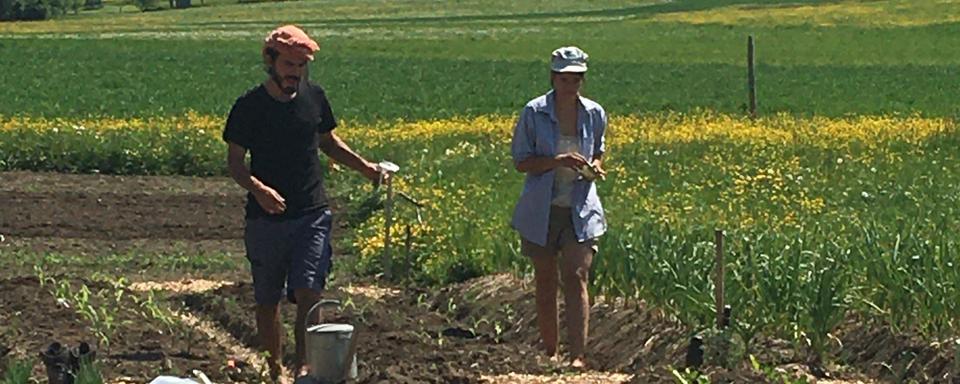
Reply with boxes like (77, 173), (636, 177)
(511, 90), (607, 247)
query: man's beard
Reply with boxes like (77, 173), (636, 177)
(269, 67), (299, 95)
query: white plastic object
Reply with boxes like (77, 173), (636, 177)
(148, 377), (200, 384)
(378, 161), (400, 173)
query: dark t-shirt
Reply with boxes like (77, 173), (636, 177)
(223, 82), (337, 219)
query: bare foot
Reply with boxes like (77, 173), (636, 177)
(537, 353), (562, 371)
(569, 357), (587, 370)
(291, 364), (310, 378)
(268, 364), (293, 384)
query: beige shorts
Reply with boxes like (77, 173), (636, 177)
(521, 206), (598, 258)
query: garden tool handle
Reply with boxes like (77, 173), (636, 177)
(305, 299), (341, 328)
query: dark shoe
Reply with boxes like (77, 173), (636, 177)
(39, 342), (72, 384)
(685, 335), (704, 369)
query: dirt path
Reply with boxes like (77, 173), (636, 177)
(176, 277), (635, 383)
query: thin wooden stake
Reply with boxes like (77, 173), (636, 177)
(404, 224), (413, 274)
(748, 35), (757, 119)
(383, 175), (394, 280)
(715, 229), (725, 329)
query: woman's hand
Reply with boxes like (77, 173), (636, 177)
(591, 160), (607, 180)
(554, 152), (590, 170)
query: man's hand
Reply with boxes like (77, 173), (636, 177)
(253, 185), (286, 215)
(362, 161), (382, 185)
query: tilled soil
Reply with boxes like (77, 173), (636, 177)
(178, 282), (562, 384)
(0, 171), (243, 240)
(0, 275), (263, 383)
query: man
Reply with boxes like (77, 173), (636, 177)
(222, 25), (381, 382)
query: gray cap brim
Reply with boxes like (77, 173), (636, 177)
(551, 63), (588, 73)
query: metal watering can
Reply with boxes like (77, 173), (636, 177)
(305, 299), (358, 383)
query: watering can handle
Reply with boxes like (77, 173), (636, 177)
(305, 299), (341, 328)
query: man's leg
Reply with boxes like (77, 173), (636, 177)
(256, 303), (284, 380)
(287, 209), (334, 376)
(293, 288), (323, 376)
(245, 217), (291, 383)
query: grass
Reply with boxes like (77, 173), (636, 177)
(1, 246), (242, 278)
(75, 360), (105, 384)
(3, 0), (665, 29)
(0, 357), (34, 384)
(1, 0), (959, 120)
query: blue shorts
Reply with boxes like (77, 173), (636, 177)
(244, 208), (333, 305)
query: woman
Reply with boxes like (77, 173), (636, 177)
(510, 46), (607, 369)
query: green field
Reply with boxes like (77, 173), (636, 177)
(2, 0), (959, 120)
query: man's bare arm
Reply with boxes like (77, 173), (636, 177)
(227, 142), (286, 214)
(318, 132), (380, 182)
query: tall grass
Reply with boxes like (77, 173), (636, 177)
(0, 357), (33, 384)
